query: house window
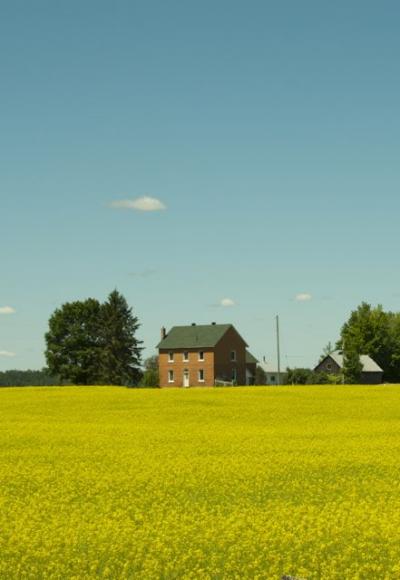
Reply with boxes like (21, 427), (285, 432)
(183, 351), (189, 362)
(168, 370), (174, 383)
(230, 350), (236, 361)
(232, 368), (237, 382)
(168, 352), (174, 362)
(198, 369), (204, 382)
(198, 351), (204, 361)
(326, 363), (332, 371)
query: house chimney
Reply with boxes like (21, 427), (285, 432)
(161, 326), (167, 339)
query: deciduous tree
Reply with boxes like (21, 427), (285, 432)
(45, 299), (103, 385)
(139, 355), (159, 387)
(343, 346), (363, 384)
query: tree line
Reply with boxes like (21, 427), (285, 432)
(0, 369), (64, 387)
(1, 290), (157, 388)
(283, 302), (400, 384)
(3, 298), (400, 387)
(339, 302), (400, 383)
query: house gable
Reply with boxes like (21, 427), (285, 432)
(213, 326), (248, 384)
(314, 354), (342, 375)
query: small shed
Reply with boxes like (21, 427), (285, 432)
(257, 361), (288, 385)
(314, 350), (383, 384)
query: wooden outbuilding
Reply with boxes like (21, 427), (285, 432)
(314, 350), (383, 384)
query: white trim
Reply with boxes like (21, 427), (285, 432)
(168, 352), (174, 363)
(198, 369), (205, 382)
(183, 351), (189, 362)
(168, 370), (174, 383)
(198, 351), (205, 361)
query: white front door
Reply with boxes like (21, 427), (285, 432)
(183, 370), (190, 387)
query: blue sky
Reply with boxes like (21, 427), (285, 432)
(1, 0), (400, 370)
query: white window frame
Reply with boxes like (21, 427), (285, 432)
(198, 369), (205, 382)
(168, 352), (174, 363)
(198, 351), (205, 361)
(183, 351), (189, 362)
(168, 370), (174, 383)
(230, 350), (237, 362)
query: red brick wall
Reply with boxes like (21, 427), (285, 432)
(214, 327), (247, 385)
(159, 349), (215, 387)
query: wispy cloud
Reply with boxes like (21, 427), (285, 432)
(110, 196), (166, 212)
(295, 293), (312, 302)
(0, 306), (16, 315)
(220, 298), (236, 307)
(0, 350), (16, 357)
(209, 297), (237, 308)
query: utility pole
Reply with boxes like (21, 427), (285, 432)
(276, 315), (281, 386)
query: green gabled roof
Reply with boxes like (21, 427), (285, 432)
(158, 324), (246, 349)
(246, 350), (258, 364)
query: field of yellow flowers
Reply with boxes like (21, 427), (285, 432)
(1, 386), (400, 579)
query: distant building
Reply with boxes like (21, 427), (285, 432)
(157, 323), (257, 387)
(314, 350), (383, 384)
(257, 361), (288, 385)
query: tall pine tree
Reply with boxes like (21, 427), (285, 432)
(98, 290), (143, 385)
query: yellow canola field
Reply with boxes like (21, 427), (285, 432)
(1, 386), (400, 579)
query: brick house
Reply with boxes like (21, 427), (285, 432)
(314, 350), (383, 384)
(157, 323), (257, 387)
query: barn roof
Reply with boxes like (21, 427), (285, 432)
(257, 361), (288, 374)
(245, 351), (258, 364)
(158, 324), (248, 349)
(327, 351), (383, 373)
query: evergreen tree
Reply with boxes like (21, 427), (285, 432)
(98, 290), (143, 385)
(319, 341), (335, 362)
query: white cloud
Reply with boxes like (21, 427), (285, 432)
(0, 306), (16, 314)
(110, 196), (166, 212)
(0, 350), (16, 357)
(220, 298), (235, 307)
(295, 293), (312, 302)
